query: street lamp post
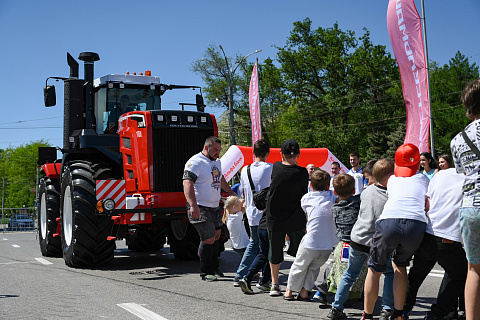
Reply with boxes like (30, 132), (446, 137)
(217, 46), (261, 146)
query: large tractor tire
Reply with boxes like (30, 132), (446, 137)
(60, 160), (116, 268)
(167, 220), (200, 260)
(38, 177), (62, 257)
(126, 225), (167, 252)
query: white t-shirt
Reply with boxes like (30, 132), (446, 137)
(240, 161), (273, 226)
(451, 119), (480, 208)
(225, 212), (250, 250)
(347, 167), (365, 195)
(379, 173), (430, 223)
(184, 152), (222, 208)
(426, 168), (465, 243)
(300, 190), (339, 250)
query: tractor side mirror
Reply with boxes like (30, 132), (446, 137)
(44, 85), (56, 107)
(38, 147), (57, 165)
(196, 94), (205, 112)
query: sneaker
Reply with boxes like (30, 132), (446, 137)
(214, 269), (224, 277)
(256, 282), (271, 291)
(233, 275), (240, 287)
(269, 284), (282, 296)
(379, 309), (393, 320)
(313, 291), (327, 304)
(327, 307), (347, 320)
(361, 313), (374, 320)
(203, 274), (217, 281)
(239, 278), (254, 294)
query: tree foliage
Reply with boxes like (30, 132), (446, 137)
(193, 19), (479, 166)
(0, 140), (50, 208)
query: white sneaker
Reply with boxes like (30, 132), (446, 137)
(269, 284), (282, 296)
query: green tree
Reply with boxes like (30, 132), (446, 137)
(274, 18), (401, 161)
(192, 20), (478, 167)
(0, 140), (50, 208)
(192, 45), (253, 148)
(429, 51), (479, 156)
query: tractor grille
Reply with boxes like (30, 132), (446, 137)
(151, 112), (214, 192)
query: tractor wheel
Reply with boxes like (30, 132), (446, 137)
(167, 220), (200, 260)
(38, 177), (62, 257)
(126, 225), (167, 252)
(60, 160), (116, 268)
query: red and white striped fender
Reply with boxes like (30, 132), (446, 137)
(96, 180), (126, 209)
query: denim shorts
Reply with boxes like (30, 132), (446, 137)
(368, 218), (426, 272)
(460, 207), (480, 265)
(187, 204), (223, 241)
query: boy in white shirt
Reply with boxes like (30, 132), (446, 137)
(283, 169), (339, 301)
(362, 143), (430, 320)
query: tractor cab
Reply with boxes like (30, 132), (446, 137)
(93, 73), (163, 134)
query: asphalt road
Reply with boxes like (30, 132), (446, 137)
(0, 231), (442, 319)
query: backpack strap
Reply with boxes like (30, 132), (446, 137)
(246, 165), (257, 194)
(462, 130), (480, 159)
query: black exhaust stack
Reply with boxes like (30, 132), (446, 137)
(63, 53), (84, 150)
(63, 52), (99, 150)
(78, 52), (100, 131)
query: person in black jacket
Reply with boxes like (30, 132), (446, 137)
(266, 139), (309, 296)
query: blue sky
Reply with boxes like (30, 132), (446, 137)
(0, 0), (479, 152)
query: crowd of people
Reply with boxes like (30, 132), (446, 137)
(182, 78), (480, 320)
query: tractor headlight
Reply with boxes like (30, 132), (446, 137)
(103, 199), (116, 211)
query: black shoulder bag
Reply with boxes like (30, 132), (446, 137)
(247, 165), (269, 211)
(462, 130), (480, 159)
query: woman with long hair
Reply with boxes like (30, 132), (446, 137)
(420, 152), (438, 180)
(438, 154), (453, 170)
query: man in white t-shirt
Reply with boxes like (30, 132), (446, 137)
(233, 139), (272, 285)
(183, 136), (235, 281)
(347, 152), (367, 195)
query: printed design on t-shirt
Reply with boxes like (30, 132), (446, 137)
(211, 165), (221, 190)
(452, 120), (480, 206)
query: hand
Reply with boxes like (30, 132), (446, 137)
(190, 204), (200, 219)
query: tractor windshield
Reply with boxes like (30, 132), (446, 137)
(95, 86), (161, 134)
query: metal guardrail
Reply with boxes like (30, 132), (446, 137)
(1, 207), (36, 233)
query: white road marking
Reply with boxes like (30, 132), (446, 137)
(0, 261), (29, 265)
(35, 258), (53, 265)
(3, 238), (8, 240)
(117, 303), (168, 320)
(12, 244), (20, 248)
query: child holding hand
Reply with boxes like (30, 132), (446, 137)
(224, 196), (250, 255)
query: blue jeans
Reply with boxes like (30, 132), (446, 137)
(245, 228), (271, 284)
(236, 225), (259, 278)
(332, 246), (394, 311)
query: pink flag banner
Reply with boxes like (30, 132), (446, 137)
(387, 0), (430, 152)
(249, 62), (262, 146)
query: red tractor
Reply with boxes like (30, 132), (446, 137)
(38, 52), (217, 267)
